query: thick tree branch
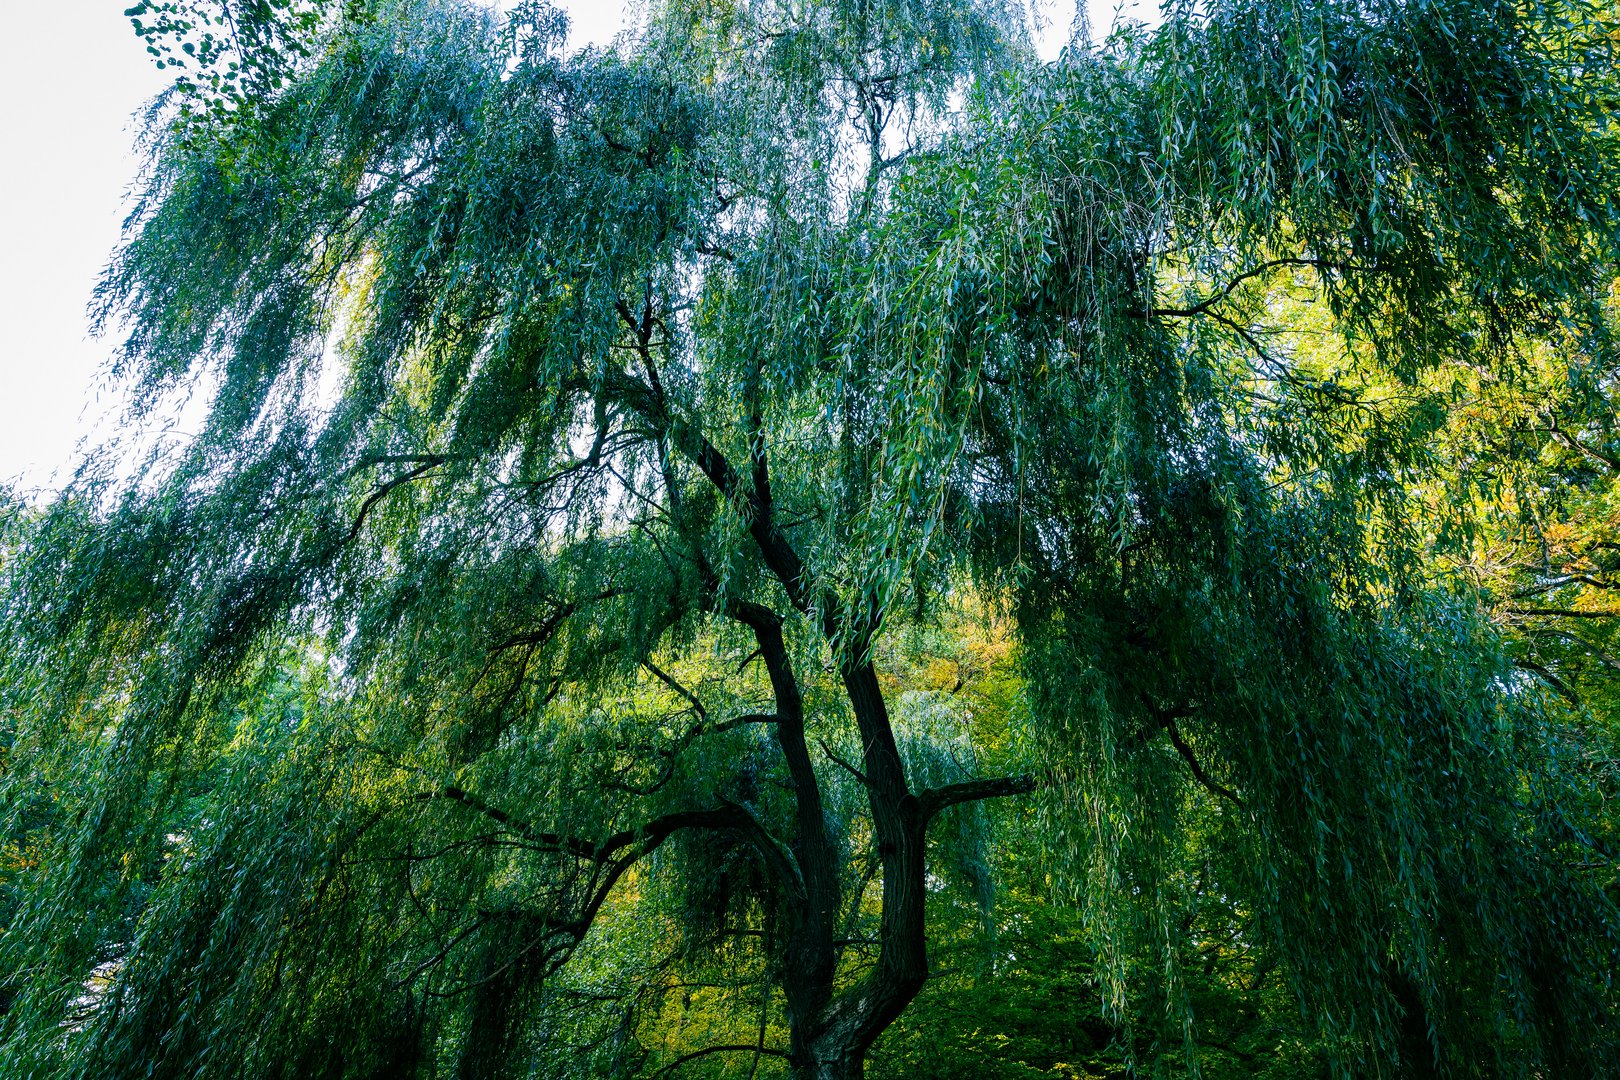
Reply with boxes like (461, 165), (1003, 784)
(1513, 657), (1582, 705)
(708, 712), (780, 735)
(596, 363), (825, 624)
(1510, 573), (1617, 599)
(916, 774), (1036, 825)
(675, 422), (818, 617)
(603, 297), (933, 1057)
(745, 604), (843, 948)
(415, 788), (800, 893)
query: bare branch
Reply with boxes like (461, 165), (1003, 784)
(492, 590), (624, 654)
(343, 458), (444, 543)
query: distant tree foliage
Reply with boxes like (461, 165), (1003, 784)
(2, 1), (1619, 1077)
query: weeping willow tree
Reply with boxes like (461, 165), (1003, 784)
(2, 0), (1619, 1076)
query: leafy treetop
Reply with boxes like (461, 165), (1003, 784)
(2, 0), (1619, 1077)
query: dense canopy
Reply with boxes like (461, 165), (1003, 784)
(2, 0), (1619, 1077)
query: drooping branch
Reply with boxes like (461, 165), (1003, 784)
(1162, 722), (1245, 809)
(1135, 696), (1246, 809)
(1523, 626), (1620, 675)
(413, 786), (606, 861)
(491, 589), (625, 654)
(346, 452), (457, 476)
(1513, 657), (1582, 705)
(1540, 419), (1620, 473)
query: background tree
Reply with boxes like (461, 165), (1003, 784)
(1438, 280), (1620, 703)
(2, 0), (1619, 1077)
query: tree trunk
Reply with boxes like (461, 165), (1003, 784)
(776, 657), (933, 1080)
(791, 1047), (867, 1080)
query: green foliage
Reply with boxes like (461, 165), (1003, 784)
(123, 0), (333, 130)
(3, 0), (1620, 1076)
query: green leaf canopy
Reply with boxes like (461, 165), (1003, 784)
(2, 0), (1618, 1076)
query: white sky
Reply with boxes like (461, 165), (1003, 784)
(0, 0), (1149, 497)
